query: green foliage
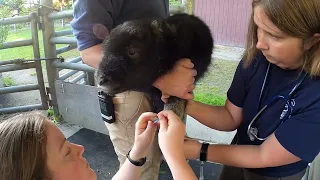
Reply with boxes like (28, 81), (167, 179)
(0, 25), (9, 44)
(0, 4), (10, 44)
(0, 0), (44, 42)
(0, 0), (24, 44)
(53, 0), (72, 10)
(29, 71), (37, 76)
(0, 0), (24, 13)
(47, 107), (54, 116)
(3, 76), (16, 87)
(47, 107), (63, 123)
(169, 0), (182, 5)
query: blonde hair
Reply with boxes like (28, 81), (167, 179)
(0, 111), (51, 180)
(243, 0), (320, 76)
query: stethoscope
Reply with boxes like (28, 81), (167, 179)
(247, 63), (308, 141)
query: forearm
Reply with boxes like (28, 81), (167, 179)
(79, 44), (103, 69)
(112, 149), (144, 180)
(206, 144), (268, 168)
(186, 101), (238, 131)
(187, 134), (301, 169)
(112, 159), (143, 180)
(165, 154), (197, 180)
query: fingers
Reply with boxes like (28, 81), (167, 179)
(158, 110), (181, 126)
(177, 58), (194, 69)
(161, 96), (168, 103)
(177, 60), (197, 78)
(181, 84), (195, 100)
(177, 59), (197, 77)
(145, 120), (157, 134)
(158, 113), (168, 132)
(161, 93), (170, 103)
(182, 92), (194, 100)
(192, 69), (197, 77)
(187, 84), (195, 92)
(192, 77), (195, 84)
(136, 112), (158, 129)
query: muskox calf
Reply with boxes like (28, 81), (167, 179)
(95, 13), (214, 121)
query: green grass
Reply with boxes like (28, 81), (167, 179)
(0, 27), (80, 61)
(193, 59), (238, 105)
(3, 76), (16, 87)
(169, 0), (182, 5)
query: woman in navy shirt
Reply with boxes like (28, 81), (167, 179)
(178, 0), (320, 179)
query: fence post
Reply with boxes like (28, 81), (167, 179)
(30, 12), (48, 110)
(40, 0), (60, 119)
(85, 72), (96, 86)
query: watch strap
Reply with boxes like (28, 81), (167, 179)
(200, 143), (209, 162)
(126, 150), (146, 166)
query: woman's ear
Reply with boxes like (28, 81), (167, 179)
(304, 33), (320, 50)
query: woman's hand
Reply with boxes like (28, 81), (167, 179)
(156, 110), (199, 180)
(130, 112), (158, 160)
(157, 110), (186, 159)
(153, 58), (197, 100)
(161, 91), (195, 105)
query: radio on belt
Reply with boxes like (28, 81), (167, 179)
(98, 91), (115, 124)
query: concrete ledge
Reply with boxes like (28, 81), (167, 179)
(186, 115), (236, 144)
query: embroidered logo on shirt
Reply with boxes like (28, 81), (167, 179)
(280, 99), (295, 119)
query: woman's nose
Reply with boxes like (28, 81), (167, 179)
(256, 38), (268, 50)
(71, 143), (85, 156)
(256, 30), (269, 50)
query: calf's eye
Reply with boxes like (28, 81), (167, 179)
(127, 48), (139, 59)
(128, 50), (136, 56)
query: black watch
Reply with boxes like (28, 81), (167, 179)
(200, 143), (209, 162)
(126, 150), (146, 166)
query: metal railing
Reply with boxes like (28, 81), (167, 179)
(0, 12), (48, 114)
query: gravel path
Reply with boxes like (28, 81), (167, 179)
(0, 68), (45, 109)
(213, 45), (244, 61)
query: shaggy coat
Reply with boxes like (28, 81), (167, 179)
(96, 13), (214, 119)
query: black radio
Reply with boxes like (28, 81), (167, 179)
(98, 91), (116, 124)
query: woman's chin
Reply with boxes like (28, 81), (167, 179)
(89, 169), (97, 180)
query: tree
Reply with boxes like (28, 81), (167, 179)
(0, 3), (11, 44)
(53, 0), (72, 10)
(0, 0), (33, 44)
(0, 0), (24, 16)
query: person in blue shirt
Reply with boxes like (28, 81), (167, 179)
(161, 0), (320, 179)
(70, 1), (196, 180)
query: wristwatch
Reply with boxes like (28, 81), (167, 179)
(126, 150), (146, 166)
(200, 142), (209, 162)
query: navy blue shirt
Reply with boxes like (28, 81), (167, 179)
(227, 52), (320, 177)
(70, 0), (169, 51)
(70, 0), (169, 112)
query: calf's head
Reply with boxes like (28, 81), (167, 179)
(94, 20), (171, 95)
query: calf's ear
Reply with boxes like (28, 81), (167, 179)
(93, 24), (109, 40)
(151, 20), (177, 36)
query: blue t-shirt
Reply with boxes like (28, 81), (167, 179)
(70, 0), (169, 51)
(70, 0), (169, 112)
(227, 51), (320, 177)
